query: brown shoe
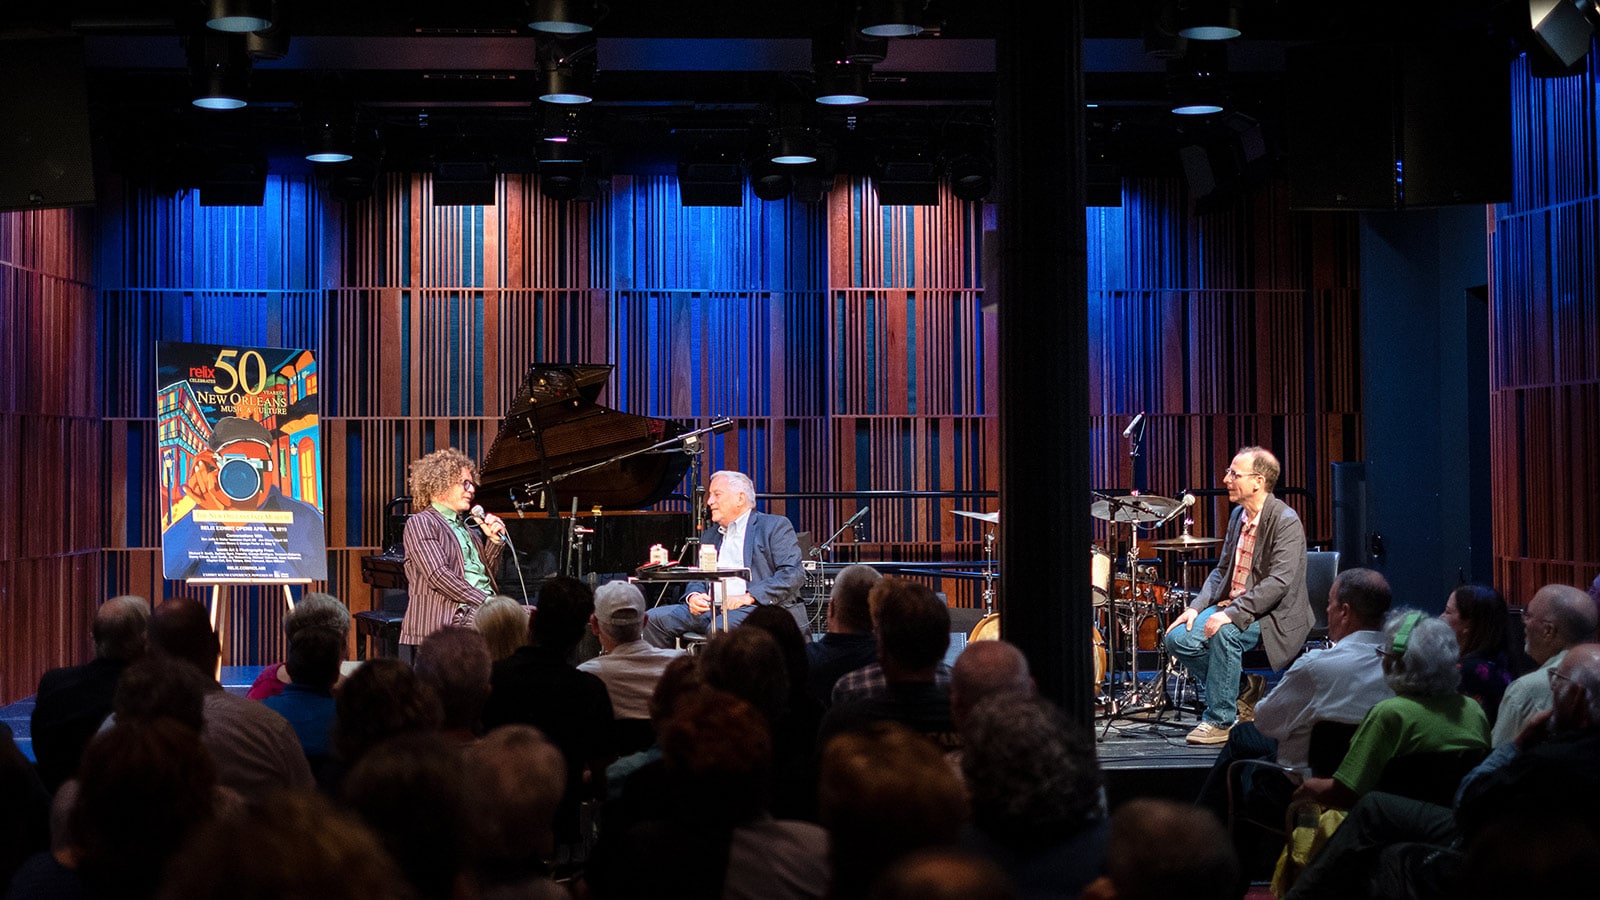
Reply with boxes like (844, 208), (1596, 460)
(1185, 722), (1232, 745)
(1236, 673), (1267, 722)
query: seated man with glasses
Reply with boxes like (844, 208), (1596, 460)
(1165, 446), (1314, 745)
(400, 448), (509, 659)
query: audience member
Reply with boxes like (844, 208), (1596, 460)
(950, 639), (1035, 730)
(744, 602), (829, 819)
(1293, 611), (1489, 811)
(603, 654), (704, 801)
(476, 595), (531, 662)
(831, 579), (954, 707)
(111, 653), (211, 731)
(1080, 799), (1238, 900)
(586, 687), (828, 900)
(342, 731), (474, 900)
(326, 656), (444, 794)
(414, 625), (494, 743)
(0, 721), (50, 894)
(465, 724), (569, 900)
(1195, 567), (1393, 880)
(1440, 583), (1514, 726)
(868, 848), (1014, 900)
(806, 564), (883, 706)
(260, 624), (342, 761)
(1491, 583), (1597, 745)
(958, 693), (1107, 900)
(1280, 642), (1600, 900)
(820, 720), (968, 900)
(147, 596), (313, 800)
(818, 579), (957, 749)
(156, 790), (411, 900)
(579, 580), (683, 753)
(481, 575), (615, 850)
(29, 594), (149, 793)
(7, 719), (219, 900)
(246, 591), (351, 700)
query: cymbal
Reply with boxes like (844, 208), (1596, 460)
(952, 509), (999, 524)
(1090, 494), (1181, 524)
(1150, 533), (1223, 550)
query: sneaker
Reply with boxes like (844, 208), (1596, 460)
(1236, 673), (1267, 722)
(1186, 722), (1232, 745)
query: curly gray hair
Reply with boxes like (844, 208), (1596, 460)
(1381, 609), (1461, 697)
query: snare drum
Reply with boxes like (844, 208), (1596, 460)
(1091, 544), (1113, 607)
(1113, 571), (1168, 607)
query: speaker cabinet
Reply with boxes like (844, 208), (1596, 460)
(0, 37), (97, 211)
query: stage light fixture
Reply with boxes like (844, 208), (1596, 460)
(188, 30), (251, 110)
(814, 60), (870, 106)
(527, 0), (596, 34)
(859, 0), (927, 38)
(946, 153), (993, 202)
(1168, 42), (1228, 116)
(537, 35), (597, 104)
(768, 130), (818, 165)
(1529, 0), (1598, 69)
(303, 98), (356, 164)
(748, 158), (793, 202)
(1176, 0), (1242, 40)
(206, 0), (273, 33)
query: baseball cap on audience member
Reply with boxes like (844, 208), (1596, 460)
(594, 580), (646, 625)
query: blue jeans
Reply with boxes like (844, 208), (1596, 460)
(1164, 605), (1261, 727)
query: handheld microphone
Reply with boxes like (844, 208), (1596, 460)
(1182, 493), (1196, 509)
(1121, 411), (1146, 438)
(468, 505), (506, 543)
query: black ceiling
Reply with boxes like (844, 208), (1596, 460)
(0, 1), (1553, 202)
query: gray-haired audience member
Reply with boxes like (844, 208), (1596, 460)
(959, 693), (1108, 899)
(869, 847), (1015, 900)
(29, 595), (150, 792)
(806, 564), (884, 706)
(1292, 611), (1490, 811)
(1491, 583), (1598, 745)
(1081, 799), (1238, 900)
(247, 591), (351, 700)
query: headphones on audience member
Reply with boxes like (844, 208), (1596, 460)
(1387, 611), (1425, 658)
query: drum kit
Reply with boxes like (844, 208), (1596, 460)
(1089, 492), (1221, 725)
(952, 495), (1221, 724)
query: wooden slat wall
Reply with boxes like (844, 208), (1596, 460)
(1492, 54), (1600, 604)
(1, 207), (102, 703)
(1087, 178), (1363, 555)
(3, 163), (1365, 702)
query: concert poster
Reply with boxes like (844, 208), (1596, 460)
(156, 341), (327, 583)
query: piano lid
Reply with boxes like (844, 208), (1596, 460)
(476, 364), (692, 513)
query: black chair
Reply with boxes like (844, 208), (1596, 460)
(354, 588), (408, 660)
(1302, 550), (1341, 649)
(1226, 719), (1361, 881)
(1372, 747), (1490, 808)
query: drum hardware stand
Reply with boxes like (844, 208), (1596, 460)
(979, 530), (997, 617)
(1093, 494), (1193, 736)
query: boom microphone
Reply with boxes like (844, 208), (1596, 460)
(1121, 411), (1146, 438)
(844, 505), (870, 530)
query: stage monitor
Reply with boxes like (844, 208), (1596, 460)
(0, 37), (97, 212)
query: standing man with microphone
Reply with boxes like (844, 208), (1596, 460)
(400, 447), (509, 661)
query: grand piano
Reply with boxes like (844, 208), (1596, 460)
(361, 364), (696, 611)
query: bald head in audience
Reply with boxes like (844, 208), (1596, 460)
(869, 847), (1014, 900)
(951, 639), (1034, 729)
(1525, 584), (1599, 664)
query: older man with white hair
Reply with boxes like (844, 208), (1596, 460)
(1491, 583), (1599, 746)
(643, 469), (806, 648)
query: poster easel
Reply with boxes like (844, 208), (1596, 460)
(190, 580), (308, 673)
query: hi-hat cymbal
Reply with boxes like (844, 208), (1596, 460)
(1150, 533), (1223, 550)
(952, 509), (999, 524)
(1090, 494), (1181, 524)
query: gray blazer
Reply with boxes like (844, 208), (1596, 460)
(1189, 494), (1313, 671)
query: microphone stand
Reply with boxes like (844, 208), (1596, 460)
(808, 506), (869, 634)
